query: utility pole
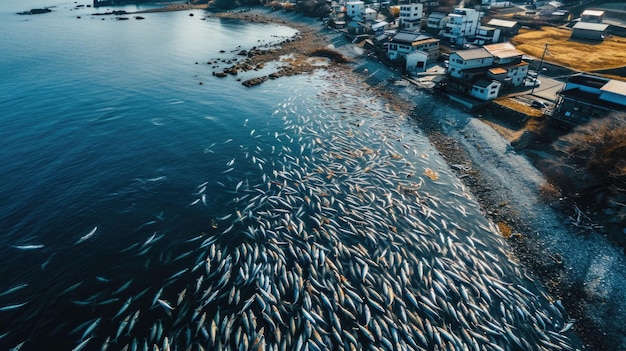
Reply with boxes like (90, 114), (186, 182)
(531, 43), (549, 95)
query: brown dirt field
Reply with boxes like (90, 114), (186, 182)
(511, 26), (626, 73)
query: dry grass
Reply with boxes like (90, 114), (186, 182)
(564, 115), (626, 184)
(494, 98), (543, 118)
(511, 27), (626, 72)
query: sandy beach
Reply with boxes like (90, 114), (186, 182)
(158, 5), (626, 350)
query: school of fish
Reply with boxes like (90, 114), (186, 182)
(1, 75), (579, 351)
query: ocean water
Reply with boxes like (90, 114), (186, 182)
(0, 2), (580, 350)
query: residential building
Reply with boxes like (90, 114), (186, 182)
(363, 7), (377, 21)
(398, 3), (423, 31)
(445, 42), (526, 101)
(553, 74), (626, 126)
(371, 21), (390, 35)
(407, 0), (438, 6)
(346, 1), (364, 20)
(571, 22), (608, 41)
(405, 51), (429, 75)
(385, 32), (440, 62)
(474, 26), (501, 45)
(426, 12), (447, 34)
(581, 9), (604, 23)
(486, 19), (520, 37)
(481, 0), (511, 10)
(483, 42), (528, 87)
(447, 48), (494, 80)
(442, 8), (483, 46)
(470, 79), (501, 100)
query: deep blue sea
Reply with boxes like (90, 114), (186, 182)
(0, 1), (580, 350)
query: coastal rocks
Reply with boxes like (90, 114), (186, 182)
(241, 76), (267, 87)
(223, 66), (239, 75)
(17, 8), (52, 15)
(93, 10), (128, 16)
(212, 72), (227, 78)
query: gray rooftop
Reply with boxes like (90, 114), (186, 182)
(391, 32), (433, 44)
(454, 48), (493, 61)
(573, 21), (609, 31)
(487, 19), (518, 28)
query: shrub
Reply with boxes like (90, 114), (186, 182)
(564, 113), (626, 192)
(309, 48), (352, 63)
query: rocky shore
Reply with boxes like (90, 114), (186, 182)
(165, 5), (625, 350)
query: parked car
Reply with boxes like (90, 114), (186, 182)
(531, 100), (547, 108)
(525, 77), (541, 87)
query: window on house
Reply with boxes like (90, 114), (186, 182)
(480, 88), (485, 93)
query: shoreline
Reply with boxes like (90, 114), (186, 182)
(168, 5), (623, 350)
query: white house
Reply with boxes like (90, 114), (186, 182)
(347, 1), (364, 20)
(363, 7), (377, 22)
(475, 26), (501, 45)
(581, 9), (604, 23)
(470, 79), (501, 100)
(405, 51), (429, 75)
(398, 3), (423, 31)
(447, 48), (494, 79)
(442, 8), (483, 46)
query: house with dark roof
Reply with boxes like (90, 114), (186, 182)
(384, 32), (440, 62)
(571, 21), (609, 41)
(470, 79), (501, 100)
(553, 74), (626, 126)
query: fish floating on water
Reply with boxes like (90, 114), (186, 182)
(2, 76), (578, 351)
(11, 245), (44, 250)
(75, 226), (98, 244)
